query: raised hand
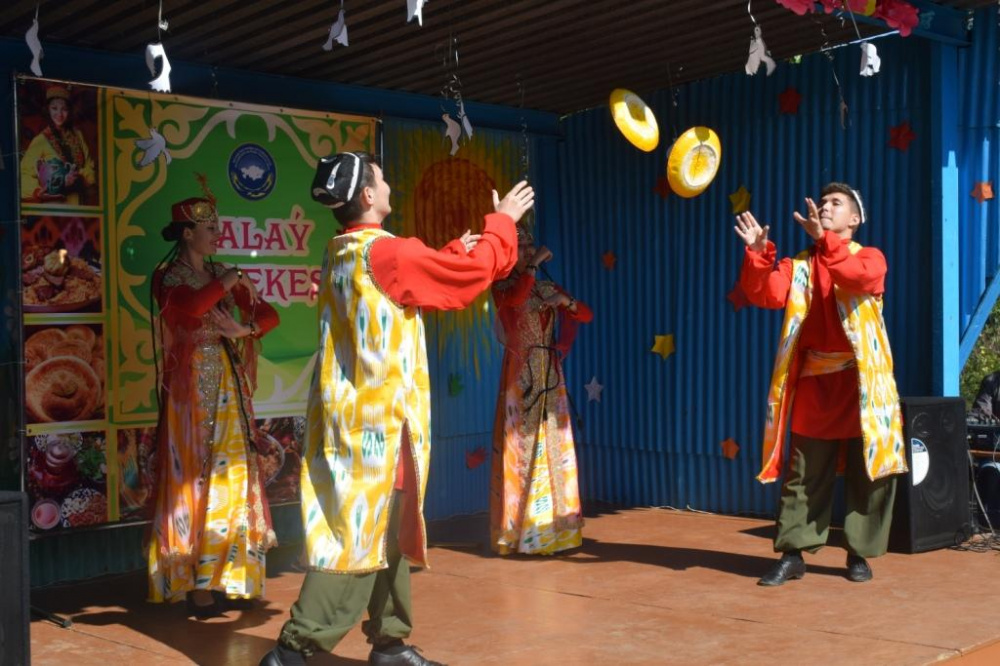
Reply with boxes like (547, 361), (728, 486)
(792, 197), (824, 240)
(531, 245), (553, 266)
(459, 230), (482, 253)
(734, 211), (770, 253)
(492, 180), (535, 223)
(209, 307), (250, 339)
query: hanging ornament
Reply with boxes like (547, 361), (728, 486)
(745, 26), (776, 76)
(972, 182), (994, 204)
(323, 1), (349, 50)
(465, 446), (487, 469)
(651, 334), (675, 360)
(602, 251), (617, 270)
(585, 377), (604, 403)
(145, 1), (172, 93)
(26, 5), (43, 77)
(135, 127), (171, 167)
(778, 86), (802, 114)
(859, 42), (880, 76)
(407, 0), (428, 26)
(721, 438), (741, 460)
(729, 185), (752, 214)
(438, 35), (473, 155)
(654, 176), (672, 199)
(442, 113), (461, 156)
(609, 88), (659, 152)
(888, 120), (916, 151)
(666, 127), (722, 198)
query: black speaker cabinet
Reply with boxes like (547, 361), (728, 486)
(890, 397), (971, 553)
(0, 491), (30, 666)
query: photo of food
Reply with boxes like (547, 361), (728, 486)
(22, 215), (102, 313)
(18, 79), (101, 208)
(26, 431), (109, 531)
(24, 323), (105, 424)
(117, 427), (157, 522)
(258, 416), (305, 505)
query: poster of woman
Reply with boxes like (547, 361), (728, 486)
(18, 78), (101, 208)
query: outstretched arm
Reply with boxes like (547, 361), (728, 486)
(735, 212), (791, 309)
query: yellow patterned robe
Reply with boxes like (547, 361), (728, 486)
(758, 242), (907, 483)
(301, 228), (431, 573)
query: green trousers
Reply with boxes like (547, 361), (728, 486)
(774, 434), (897, 558)
(279, 492), (412, 656)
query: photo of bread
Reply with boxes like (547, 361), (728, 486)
(24, 324), (105, 424)
(21, 215), (102, 313)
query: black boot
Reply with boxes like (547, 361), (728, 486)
(757, 551), (806, 587)
(368, 640), (444, 666)
(846, 554), (873, 582)
(259, 644), (307, 666)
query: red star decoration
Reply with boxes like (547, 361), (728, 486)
(726, 282), (750, 312)
(972, 182), (994, 204)
(654, 176), (672, 199)
(602, 251), (617, 270)
(465, 447), (487, 470)
(778, 86), (802, 115)
(888, 121), (916, 152)
(721, 438), (740, 460)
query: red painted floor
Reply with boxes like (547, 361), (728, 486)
(29, 508), (1000, 665)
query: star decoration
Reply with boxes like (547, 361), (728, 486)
(465, 447), (487, 470)
(654, 176), (672, 199)
(651, 334), (675, 360)
(729, 185), (751, 214)
(888, 121), (916, 152)
(778, 86), (802, 115)
(602, 251), (617, 270)
(972, 182), (994, 204)
(727, 281), (750, 312)
(448, 372), (464, 396)
(721, 438), (740, 460)
(585, 376), (604, 402)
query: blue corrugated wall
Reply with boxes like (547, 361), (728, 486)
(554, 32), (939, 514)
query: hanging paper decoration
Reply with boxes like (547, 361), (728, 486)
(745, 26), (776, 76)
(135, 127), (171, 167)
(26, 6), (43, 77)
(729, 185), (751, 214)
(654, 176), (672, 199)
(448, 372), (464, 396)
(651, 334), (675, 360)
(888, 120), (916, 151)
(727, 282), (750, 312)
(465, 447), (487, 470)
(322, 2), (349, 50)
(859, 42), (880, 76)
(666, 126), (721, 198)
(972, 182), (994, 204)
(441, 113), (462, 156)
(439, 36), (473, 155)
(778, 86), (802, 115)
(609, 88), (659, 152)
(584, 376), (604, 403)
(145, 43), (172, 93)
(602, 251), (617, 270)
(774, 1), (920, 37)
(877, 0), (920, 37)
(721, 438), (740, 460)
(407, 0), (428, 25)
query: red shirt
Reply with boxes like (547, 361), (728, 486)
(341, 213), (519, 488)
(740, 231), (887, 440)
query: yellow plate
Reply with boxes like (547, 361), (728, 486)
(609, 88), (659, 152)
(666, 126), (722, 198)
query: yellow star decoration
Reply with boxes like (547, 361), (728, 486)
(651, 334), (675, 360)
(729, 185), (751, 214)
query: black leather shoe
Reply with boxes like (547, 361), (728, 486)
(368, 644), (444, 666)
(757, 554), (806, 587)
(185, 592), (226, 620)
(846, 555), (873, 582)
(259, 645), (307, 666)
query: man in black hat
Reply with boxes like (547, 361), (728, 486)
(261, 152), (533, 666)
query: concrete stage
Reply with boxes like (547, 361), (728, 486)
(30, 508), (1000, 665)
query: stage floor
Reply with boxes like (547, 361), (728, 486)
(30, 508), (1000, 665)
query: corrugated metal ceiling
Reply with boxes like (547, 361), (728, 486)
(0, 1), (994, 114)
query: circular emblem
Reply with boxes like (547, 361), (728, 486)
(229, 143), (276, 201)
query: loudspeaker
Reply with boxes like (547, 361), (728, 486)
(890, 397), (971, 553)
(0, 491), (30, 666)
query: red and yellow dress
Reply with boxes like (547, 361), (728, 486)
(148, 261), (279, 602)
(490, 271), (591, 554)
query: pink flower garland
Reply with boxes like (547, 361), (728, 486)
(774, 0), (920, 37)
